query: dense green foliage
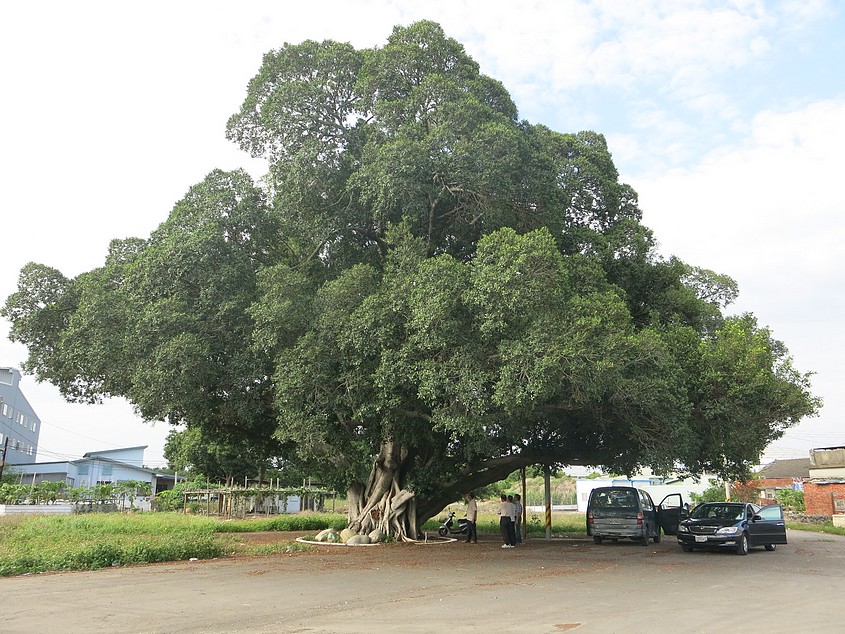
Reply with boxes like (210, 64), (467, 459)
(775, 489), (805, 511)
(2, 21), (819, 532)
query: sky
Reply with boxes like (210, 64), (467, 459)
(1, 0), (843, 470)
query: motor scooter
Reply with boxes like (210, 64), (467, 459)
(438, 510), (470, 537)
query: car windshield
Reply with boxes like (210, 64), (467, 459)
(591, 489), (638, 509)
(690, 504), (745, 521)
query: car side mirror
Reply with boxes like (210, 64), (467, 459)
(680, 508), (690, 519)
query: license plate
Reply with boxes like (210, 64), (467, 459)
(695, 535), (708, 543)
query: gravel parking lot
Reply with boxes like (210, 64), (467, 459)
(2, 528), (843, 633)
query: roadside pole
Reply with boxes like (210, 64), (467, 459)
(0, 437), (9, 481)
(544, 464), (552, 539)
(521, 466), (527, 541)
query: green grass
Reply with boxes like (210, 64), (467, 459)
(213, 511), (347, 533)
(0, 513), (224, 577)
(787, 522), (845, 537)
(0, 511), (354, 576)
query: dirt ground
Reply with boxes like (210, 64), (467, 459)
(2, 528), (844, 633)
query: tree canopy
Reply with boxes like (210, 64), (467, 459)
(2, 21), (819, 539)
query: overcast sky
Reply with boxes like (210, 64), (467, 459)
(1, 1), (842, 469)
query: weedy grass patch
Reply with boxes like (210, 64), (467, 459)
(214, 511), (347, 533)
(0, 513), (224, 577)
(787, 522), (845, 537)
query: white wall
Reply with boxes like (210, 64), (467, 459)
(575, 477), (714, 512)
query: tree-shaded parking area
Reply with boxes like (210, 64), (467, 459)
(2, 529), (843, 633)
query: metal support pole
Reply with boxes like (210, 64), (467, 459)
(544, 465), (552, 539)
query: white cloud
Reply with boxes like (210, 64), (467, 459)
(1, 0), (841, 464)
(631, 98), (845, 460)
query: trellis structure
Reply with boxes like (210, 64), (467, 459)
(182, 483), (336, 518)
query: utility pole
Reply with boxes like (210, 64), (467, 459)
(0, 436), (9, 481)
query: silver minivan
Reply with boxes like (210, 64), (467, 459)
(586, 486), (683, 545)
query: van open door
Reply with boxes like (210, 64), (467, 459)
(658, 493), (684, 536)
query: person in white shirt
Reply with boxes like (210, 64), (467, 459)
(464, 492), (478, 543)
(498, 494), (516, 548)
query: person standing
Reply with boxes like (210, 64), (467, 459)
(464, 492), (478, 543)
(498, 494), (516, 548)
(513, 493), (524, 544)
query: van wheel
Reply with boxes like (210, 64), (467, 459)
(639, 534), (649, 546)
(653, 528), (661, 544)
(764, 544), (776, 552)
(593, 536), (603, 544)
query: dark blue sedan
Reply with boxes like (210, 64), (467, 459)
(676, 502), (787, 555)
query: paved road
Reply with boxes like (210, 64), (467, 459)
(2, 529), (843, 633)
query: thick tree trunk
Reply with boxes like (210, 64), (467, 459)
(346, 441), (419, 541)
(346, 446), (580, 540)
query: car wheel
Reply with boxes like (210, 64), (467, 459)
(438, 527), (448, 537)
(639, 533), (649, 546)
(593, 536), (603, 545)
(764, 544), (776, 552)
(736, 532), (749, 556)
(680, 543), (694, 552)
(653, 528), (661, 544)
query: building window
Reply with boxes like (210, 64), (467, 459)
(0, 369), (13, 385)
(1, 403), (8, 416)
(78, 464), (89, 475)
(103, 465), (113, 476)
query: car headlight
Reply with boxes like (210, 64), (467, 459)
(716, 526), (741, 535)
(678, 525), (689, 533)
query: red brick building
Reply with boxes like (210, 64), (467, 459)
(753, 458), (811, 504)
(804, 446), (845, 518)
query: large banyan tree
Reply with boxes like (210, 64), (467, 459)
(3, 22), (818, 540)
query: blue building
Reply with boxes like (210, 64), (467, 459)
(0, 367), (41, 466)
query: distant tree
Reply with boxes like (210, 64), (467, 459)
(164, 427), (271, 486)
(691, 479), (727, 504)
